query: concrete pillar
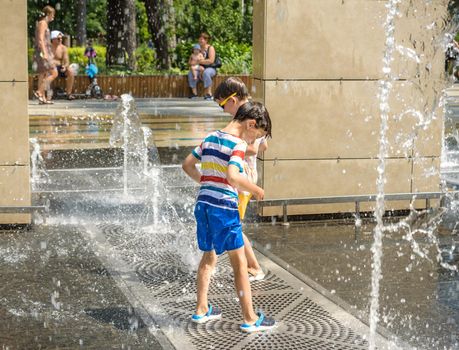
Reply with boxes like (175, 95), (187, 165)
(252, 0), (446, 215)
(0, 0), (31, 224)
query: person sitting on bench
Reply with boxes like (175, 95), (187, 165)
(50, 30), (75, 100)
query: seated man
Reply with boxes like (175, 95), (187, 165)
(50, 30), (75, 100)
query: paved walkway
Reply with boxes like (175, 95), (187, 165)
(28, 98), (223, 117)
(28, 98), (229, 152)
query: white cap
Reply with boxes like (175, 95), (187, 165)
(50, 30), (63, 40)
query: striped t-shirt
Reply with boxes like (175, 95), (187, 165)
(192, 130), (247, 210)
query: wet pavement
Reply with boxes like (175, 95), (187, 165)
(28, 98), (229, 157)
(247, 218), (459, 350)
(0, 225), (166, 349)
(1, 98), (458, 349)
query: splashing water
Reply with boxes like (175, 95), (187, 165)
(109, 94), (149, 196)
(369, 2), (400, 347)
(142, 126), (153, 176)
(30, 138), (49, 191)
(369, 1), (458, 348)
(106, 94), (200, 271)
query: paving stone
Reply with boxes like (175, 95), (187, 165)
(0, 226), (163, 350)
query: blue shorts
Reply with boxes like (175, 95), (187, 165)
(194, 202), (244, 255)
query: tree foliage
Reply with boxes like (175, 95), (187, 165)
(174, 0), (252, 44)
(105, 0), (137, 69)
(144, 0), (175, 69)
(27, 0), (253, 73)
(28, 0), (109, 44)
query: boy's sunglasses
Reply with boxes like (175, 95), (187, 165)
(217, 92), (237, 109)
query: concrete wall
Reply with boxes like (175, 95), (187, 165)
(252, 0), (446, 215)
(0, 0), (31, 223)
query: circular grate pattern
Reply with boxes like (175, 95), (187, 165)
(135, 261), (188, 288)
(187, 319), (247, 349)
(242, 332), (367, 350)
(97, 223), (383, 350)
(282, 298), (368, 347)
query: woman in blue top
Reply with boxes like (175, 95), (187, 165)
(188, 32), (217, 100)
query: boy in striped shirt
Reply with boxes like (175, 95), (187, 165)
(182, 102), (276, 332)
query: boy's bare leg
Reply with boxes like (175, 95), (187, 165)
(196, 250), (218, 314)
(192, 67), (198, 80)
(243, 233), (262, 276)
(227, 247), (258, 324)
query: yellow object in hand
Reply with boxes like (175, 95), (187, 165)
(238, 192), (252, 220)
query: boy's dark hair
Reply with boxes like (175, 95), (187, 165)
(214, 77), (250, 101)
(234, 101), (272, 138)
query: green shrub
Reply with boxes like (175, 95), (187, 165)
(28, 42), (252, 75)
(67, 45), (107, 73)
(28, 45), (106, 74)
(135, 44), (158, 74)
(213, 42), (252, 74)
(28, 48), (34, 71)
(174, 41), (193, 71)
(173, 41), (252, 74)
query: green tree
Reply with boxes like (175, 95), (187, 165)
(76, 0), (87, 46)
(87, 0), (107, 40)
(143, 0), (175, 69)
(28, 0), (76, 44)
(173, 0), (252, 44)
(136, 1), (150, 44)
(27, 0), (253, 74)
(27, 0), (108, 45)
(106, 0), (137, 69)
(172, 0), (253, 71)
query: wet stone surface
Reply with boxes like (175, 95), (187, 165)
(0, 225), (163, 349)
(23, 97), (459, 349)
(246, 218), (459, 350)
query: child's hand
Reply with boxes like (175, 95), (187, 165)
(253, 187), (264, 201)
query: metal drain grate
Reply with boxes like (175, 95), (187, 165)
(242, 332), (367, 350)
(96, 223), (396, 349)
(135, 261), (189, 288)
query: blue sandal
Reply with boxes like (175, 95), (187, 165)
(240, 312), (276, 332)
(191, 304), (222, 324)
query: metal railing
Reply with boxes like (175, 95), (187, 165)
(258, 191), (447, 225)
(0, 202), (49, 224)
(0, 205), (48, 213)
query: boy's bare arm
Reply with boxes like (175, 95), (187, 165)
(227, 165), (264, 200)
(182, 153), (201, 184)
